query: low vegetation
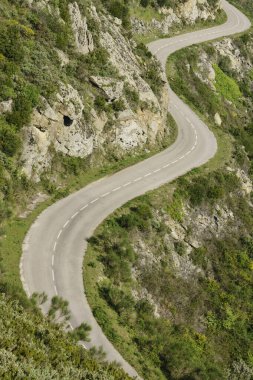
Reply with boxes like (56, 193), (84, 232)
(0, 293), (131, 379)
(84, 3), (253, 379)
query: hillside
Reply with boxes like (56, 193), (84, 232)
(84, 1), (253, 379)
(0, 0), (223, 379)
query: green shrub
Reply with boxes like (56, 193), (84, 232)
(0, 119), (20, 156)
(124, 83), (140, 111)
(7, 82), (39, 129)
(213, 64), (242, 103)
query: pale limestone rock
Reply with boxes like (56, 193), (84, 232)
(178, 0), (200, 23)
(55, 49), (70, 67)
(165, 219), (186, 241)
(56, 83), (84, 120)
(213, 38), (252, 77)
(69, 2), (94, 55)
(21, 84), (94, 179)
(117, 109), (136, 121)
(196, 52), (216, 89)
(99, 21), (161, 109)
(90, 76), (124, 101)
(21, 125), (52, 181)
(214, 112), (222, 126)
(116, 120), (147, 150)
(170, 249), (203, 280)
(22, 3), (170, 179)
(0, 99), (13, 114)
(236, 169), (252, 195)
(99, 13), (169, 149)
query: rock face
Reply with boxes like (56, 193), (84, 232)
(69, 2), (94, 55)
(131, 0), (220, 36)
(21, 3), (170, 180)
(98, 12), (169, 148)
(21, 83), (95, 180)
(89, 76), (124, 101)
(213, 38), (252, 77)
(214, 112), (222, 126)
(0, 99), (13, 114)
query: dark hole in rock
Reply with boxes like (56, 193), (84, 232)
(63, 115), (73, 126)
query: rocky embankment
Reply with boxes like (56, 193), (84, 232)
(14, 1), (168, 180)
(0, 0), (219, 181)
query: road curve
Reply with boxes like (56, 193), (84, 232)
(21, 2), (250, 378)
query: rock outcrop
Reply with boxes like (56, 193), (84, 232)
(213, 38), (252, 77)
(69, 2), (94, 55)
(21, 83), (95, 180)
(0, 100), (13, 114)
(21, 3), (169, 180)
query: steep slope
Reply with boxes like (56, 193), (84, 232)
(0, 294), (131, 379)
(84, 2), (253, 379)
(21, 1), (250, 379)
(0, 0), (248, 379)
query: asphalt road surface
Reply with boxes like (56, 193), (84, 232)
(21, 1), (250, 378)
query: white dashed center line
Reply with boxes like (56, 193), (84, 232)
(63, 220), (70, 228)
(134, 177), (142, 182)
(57, 230), (62, 240)
(101, 192), (110, 197)
(90, 198), (99, 204)
(112, 186), (121, 192)
(71, 211), (79, 219)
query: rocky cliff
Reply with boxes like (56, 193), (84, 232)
(14, 1), (168, 180)
(4, 0), (220, 181)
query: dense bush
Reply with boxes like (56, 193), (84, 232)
(0, 294), (131, 380)
(0, 119), (20, 156)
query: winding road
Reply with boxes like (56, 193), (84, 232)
(21, 1), (250, 378)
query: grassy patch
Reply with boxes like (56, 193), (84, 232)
(213, 64), (242, 103)
(130, 4), (164, 23)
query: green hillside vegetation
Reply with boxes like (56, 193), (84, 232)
(0, 0), (168, 378)
(0, 294), (131, 379)
(0, 0), (245, 378)
(213, 64), (242, 103)
(84, 3), (253, 380)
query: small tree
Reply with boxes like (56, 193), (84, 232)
(48, 296), (71, 325)
(70, 322), (91, 342)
